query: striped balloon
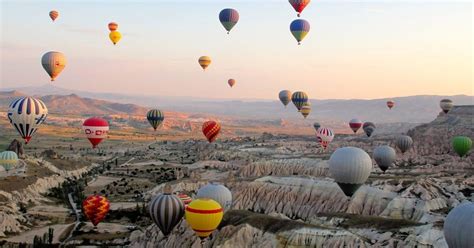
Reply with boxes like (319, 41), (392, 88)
(300, 103), (311, 118)
(82, 117), (109, 148)
(7, 97), (48, 144)
(373, 145), (396, 172)
(291, 91), (308, 111)
(386, 100), (395, 109)
(228, 79), (236, 88)
(0, 151), (19, 171)
(41, 51), (67, 81)
(82, 195), (110, 226)
(440, 99), (453, 114)
(149, 193), (185, 236)
(147, 109), (164, 131)
(198, 56), (211, 70)
(219, 8), (239, 34)
(317, 127), (334, 149)
(349, 119), (362, 133)
(202, 121), (221, 143)
(290, 19), (310, 45)
(289, 0), (311, 17)
(396, 135), (413, 153)
(108, 22), (118, 31)
(279, 90), (292, 107)
(178, 193), (193, 208)
(49, 10), (59, 22)
(185, 199), (223, 238)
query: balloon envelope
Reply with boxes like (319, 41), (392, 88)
(7, 97), (48, 144)
(444, 202), (474, 248)
(349, 119), (362, 133)
(452, 136), (472, 157)
(42, 51), (66, 81)
(279, 90), (292, 107)
(291, 91), (308, 111)
(109, 31), (122, 45)
(149, 193), (185, 236)
(202, 121), (221, 143)
(313, 122), (321, 131)
(300, 103), (311, 118)
(196, 183), (232, 211)
(386, 100), (395, 109)
(147, 109), (164, 131)
(317, 127), (334, 149)
(440, 99), (453, 114)
(290, 19), (310, 44)
(219, 8), (239, 34)
(0, 151), (19, 171)
(49, 10), (59, 21)
(108, 22), (118, 31)
(396, 135), (413, 153)
(373, 146), (396, 172)
(228, 79), (236, 88)
(198, 56), (211, 70)
(82, 117), (109, 148)
(185, 199), (223, 238)
(82, 195), (110, 226)
(289, 0), (311, 17)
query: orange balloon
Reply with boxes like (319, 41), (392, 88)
(82, 195), (110, 226)
(202, 121), (221, 143)
(108, 22), (118, 31)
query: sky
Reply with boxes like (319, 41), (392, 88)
(0, 0), (472, 100)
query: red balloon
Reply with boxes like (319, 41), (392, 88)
(108, 22), (118, 31)
(349, 119), (362, 133)
(202, 121), (221, 143)
(387, 100), (395, 109)
(289, 0), (311, 17)
(82, 117), (109, 148)
(82, 195), (110, 226)
(228, 79), (236, 88)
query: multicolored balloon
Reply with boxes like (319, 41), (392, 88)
(7, 97), (48, 144)
(317, 127), (334, 149)
(219, 8), (239, 34)
(373, 145), (396, 173)
(202, 121), (221, 143)
(279, 90), (292, 107)
(198, 56), (211, 70)
(386, 100), (395, 109)
(440, 99), (453, 114)
(291, 91), (308, 111)
(185, 199), (223, 238)
(178, 193), (193, 209)
(108, 22), (118, 31)
(109, 31), (122, 45)
(289, 0), (311, 17)
(396, 135), (413, 154)
(452, 136), (472, 157)
(290, 19), (310, 45)
(42, 51), (67, 81)
(82, 195), (110, 226)
(329, 147), (372, 197)
(49, 10), (59, 22)
(82, 117), (109, 148)
(349, 119), (362, 133)
(228, 79), (236, 88)
(147, 109), (164, 131)
(149, 191), (185, 236)
(196, 183), (232, 211)
(300, 103), (311, 118)
(0, 151), (19, 171)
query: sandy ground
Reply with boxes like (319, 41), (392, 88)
(28, 205), (71, 219)
(88, 176), (120, 188)
(5, 223), (74, 244)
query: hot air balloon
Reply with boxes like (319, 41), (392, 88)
(108, 22), (118, 31)
(289, 0), (311, 17)
(290, 19), (310, 45)
(373, 146), (396, 173)
(363, 122), (376, 137)
(317, 127), (334, 149)
(228, 79), (236, 88)
(440, 99), (453, 114)
(329, 147), (372, 197)
(279, 90), (292, 107)
(219, 8), (239, 34)
(7, 97), (48, 144)
(185, 198), (223, 238)
(109, 31), (122, 45)
(313, 122), (321, 131)
(444, 202), (474, 248)
(300, 103), (311, 118)
(82, 195), (110, 226)
(49, 10), (59, 22)
(0, 151), (19, 171)
(198, 56), (211, 70)
(178, 193), (193, 209)
(41, 51), (66, 81)
(202, 121), (220, 143)
(196, 182), (232, 211)
(291, 91), (308, 111)
(147, 109), (164, 131)
(349, 119), (362, 133)
(452, 136), (472, 157)
(396, 135), (413, 154)
(386, 100), (395, 109)
(149, 186), (185, 236)
(82, 117), (109, 148)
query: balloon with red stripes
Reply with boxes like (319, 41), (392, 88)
(202, 120), (221, 143)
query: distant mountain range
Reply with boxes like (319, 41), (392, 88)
(1, 85), (472, 123)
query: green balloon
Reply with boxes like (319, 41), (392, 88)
(452, 136), (472, 157)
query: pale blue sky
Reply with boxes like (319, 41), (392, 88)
(1, 0), (472, 99)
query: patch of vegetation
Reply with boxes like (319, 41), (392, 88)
(317, 212), (424, 231)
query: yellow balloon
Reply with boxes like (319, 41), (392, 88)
(185, 198), (223, 238)
(198, 56), (211, 70)
(109, 31), (122, 45)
